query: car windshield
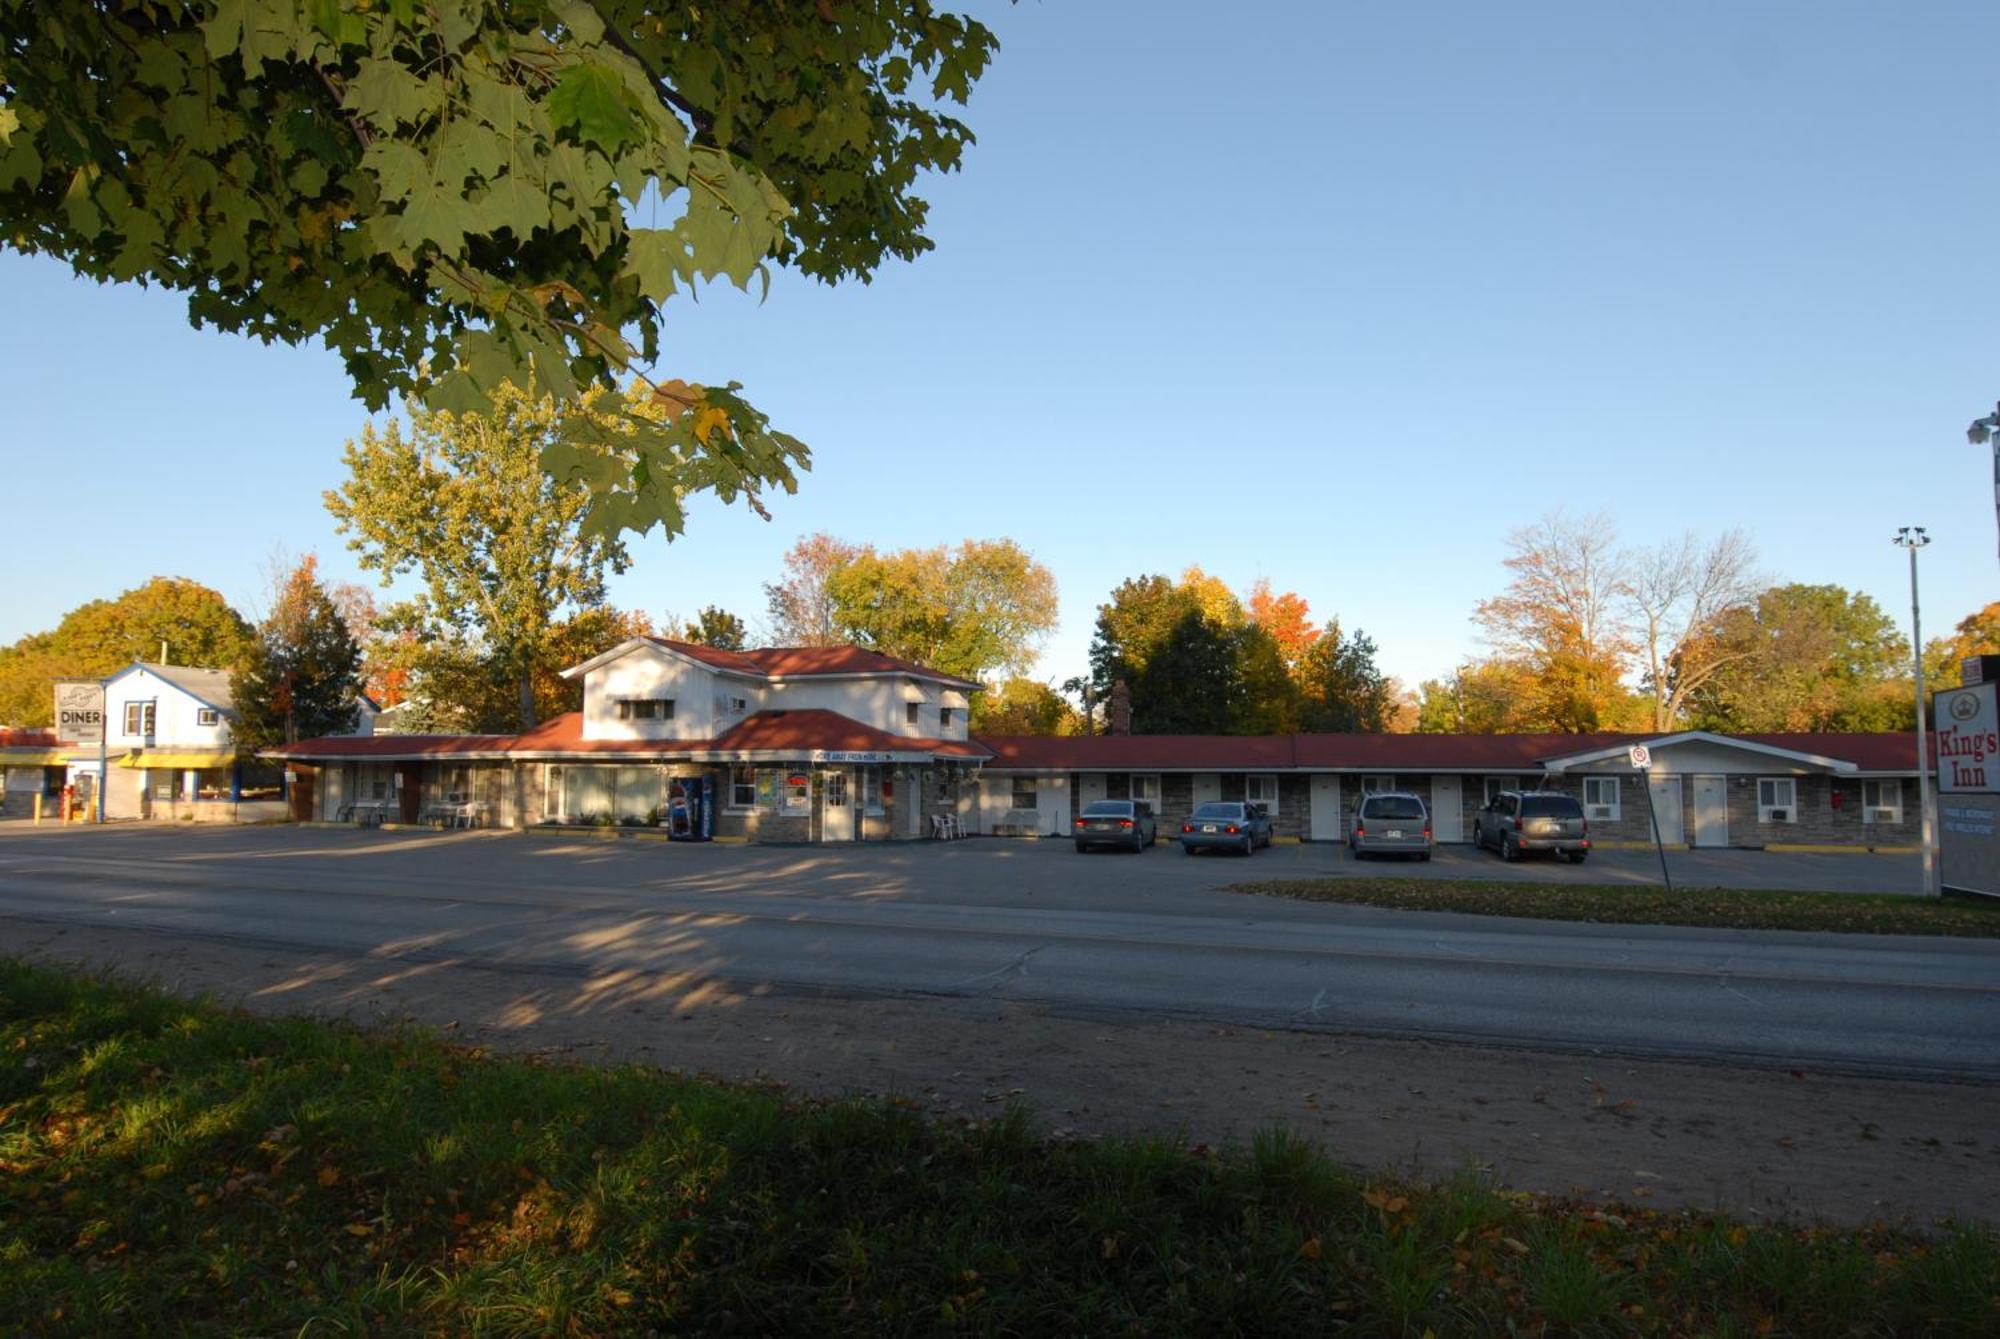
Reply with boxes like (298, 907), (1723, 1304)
(1522, 795), (1583, 818)
(1081, 802), (1132, 817)
(1363, 797), (1425, 821)
(1190, 803), (1243, 819)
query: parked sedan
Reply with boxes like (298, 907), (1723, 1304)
(1073, 800), (1157, 852)
(1179, 801), (1272, 855)
(1474, 790), (1591, 862)
(1350, 791), (1432, 860)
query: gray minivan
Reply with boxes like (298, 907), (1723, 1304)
(1474, 790), (1591, 862)
(1349, 792), (1432, 860)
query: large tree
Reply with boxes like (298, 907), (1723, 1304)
(0, 2), (999, 538)
(1473, 511), (1636, 732)
(763, 533), (862, 647)
(822, 538), (1057, 683)
(1925, 601), (2000, 687)
(0, 577), (254, 726)
(1296, 623), (1392, 732)
(972, 677), (1082, 736)
(326, 380), (633, 729)
(1686, 584), (1912, 732)
(231, 556), (365, 748)
(679, 605), (747, 651)
(1625, 530), (1760, 731)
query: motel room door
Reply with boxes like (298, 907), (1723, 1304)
(1429, 776), (1464, 842)
(1647, 776), (1685, 845)
(1309, 775), (1341, 841)
(1691, 775), (1728, 847)
(821, 768), (855, 841)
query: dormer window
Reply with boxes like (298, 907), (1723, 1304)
(906, 702), (921, 726)
(617, 698), (674, 720)
(939, 707), (954, 728)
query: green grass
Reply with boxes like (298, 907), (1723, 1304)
(1232, 877), (2000, 937)
(2, 958), (1995, 1335)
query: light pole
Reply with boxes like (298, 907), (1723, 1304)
(1892, 527), (1938, 897)
(1965, 404), (2000, 563)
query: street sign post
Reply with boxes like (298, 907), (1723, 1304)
(1631, 746), (1673, 896)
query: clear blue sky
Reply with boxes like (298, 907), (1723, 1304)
(3, 1), (1997, 694)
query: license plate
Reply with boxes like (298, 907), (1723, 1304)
(1090, 822), (1110, 830)
(1202, 824), (1216, 833)
(1385, 829), (1403, 838)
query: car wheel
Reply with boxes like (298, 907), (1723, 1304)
(1569, 850), (1588, 864)
(1182, 844), (1195, 856)
(1501, 834), (1519, 862)
(1419, 851), (1432, 862)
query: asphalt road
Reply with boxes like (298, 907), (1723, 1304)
(0, 827), (1992, 1079)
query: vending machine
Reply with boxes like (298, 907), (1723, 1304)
(666, 775), (713, 841)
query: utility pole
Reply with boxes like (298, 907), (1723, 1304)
(1893, 527), (1938, 897)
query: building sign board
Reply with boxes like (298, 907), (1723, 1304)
(54, 681), (104, 744)
(820, 750), (896, 764)
(1940, 795), (2000, 899)
(1936, 682), (1999, 794)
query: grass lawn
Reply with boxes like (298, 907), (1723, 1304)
(1232, 877), (2000, 938)
(2, 959), (1995, 1335)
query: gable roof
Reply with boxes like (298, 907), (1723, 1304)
(108, 662), (234, 712)
(560, 636), (982, 690)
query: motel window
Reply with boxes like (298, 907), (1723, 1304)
(1757, 777), (1798, 823)
(730, 764), (757, 810)
(1582, 776), (1621, 821)
(1130, 773), (1162, 810)
(1861, 779), (1902, 824)
(617, 698), (675, 721)
(240, 763), (285, 801)
(907, 702), (921, 726)
(1483, 776), (1529, 804)
(1245, 773), (1280, 817)
(197, 708), (220, 727)
(1011, 776), (1038, 811)
(442, 766), (469, 800)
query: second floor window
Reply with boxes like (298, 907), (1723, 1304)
(197, 708), (220, 727)
(617, 699), (675, 720)
(906, 702), (921, 726)
(123, 701), (155, 737)
(939, 707), (955, 729)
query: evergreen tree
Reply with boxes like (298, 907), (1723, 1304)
(231, 558), (364, 749)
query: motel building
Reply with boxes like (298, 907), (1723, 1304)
(269, 638), (991, 839)
(266, 635), (1930, 850)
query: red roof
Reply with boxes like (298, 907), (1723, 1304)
(0, 727), (59, 748)
(643, 638), (979, 686)
(977, 730), (1926, 772)
(272, 710), (989, 761)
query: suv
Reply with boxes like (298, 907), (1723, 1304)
(1350, 792), (1432, 860)
(1474, 790), (1590, 863)
(1073, 799), (1156, 852)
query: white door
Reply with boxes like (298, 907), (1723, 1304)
(1646, 775), (1684, 845)
(821, 768), (854, 841)
(1079, 772), (1107, 807)
(1429, 775), (1464, 842)
(1193, 773), (1222, 807)
(1691, 775), (1727, 847)
(1309, 774), (1342, 841)
(1036, 773), (1069, 836)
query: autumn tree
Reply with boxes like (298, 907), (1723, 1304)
(679, 606), (747, 651)
(1474, 511), (1635, 731)
(1925, 601), (2000, 687)
(0, 577), (254, 726)
(973, 678), (1082, 736)
(764, 533), (862, 647)
(1247, 580), (1317, 670)
(1413, 661), (1543, 734)
(1686, 584), (1912, 732)
(0, 2), (999, 537)
(231, 556), (365, 749)
(1625, 530), (1761, 730)
(822, 539), (1058, 683)
(326, 381), (635, 730)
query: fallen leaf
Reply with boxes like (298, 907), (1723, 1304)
(318, 1166), (339, 1188)
(343, 1223), (373, 1238)
(1301, 1237), (1322, 1260)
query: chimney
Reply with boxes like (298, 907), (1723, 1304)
(1109, 679), (1133, 736)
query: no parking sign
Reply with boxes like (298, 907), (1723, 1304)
(1628, 745), (1651, 770)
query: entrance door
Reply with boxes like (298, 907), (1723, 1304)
(1193, 773), (1222, 807)
(1079, 772), (1106, 807)
(1646, 776), (1684, 845)
(1691, 775), (1727, 847)
(1429, 775), (1464, 842)
(821, 768), (854, 841)
(1309, 775), (1342, 841)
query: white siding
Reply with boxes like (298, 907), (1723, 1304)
(103, 668), (233, 750)
(581, 645), (749, 741)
